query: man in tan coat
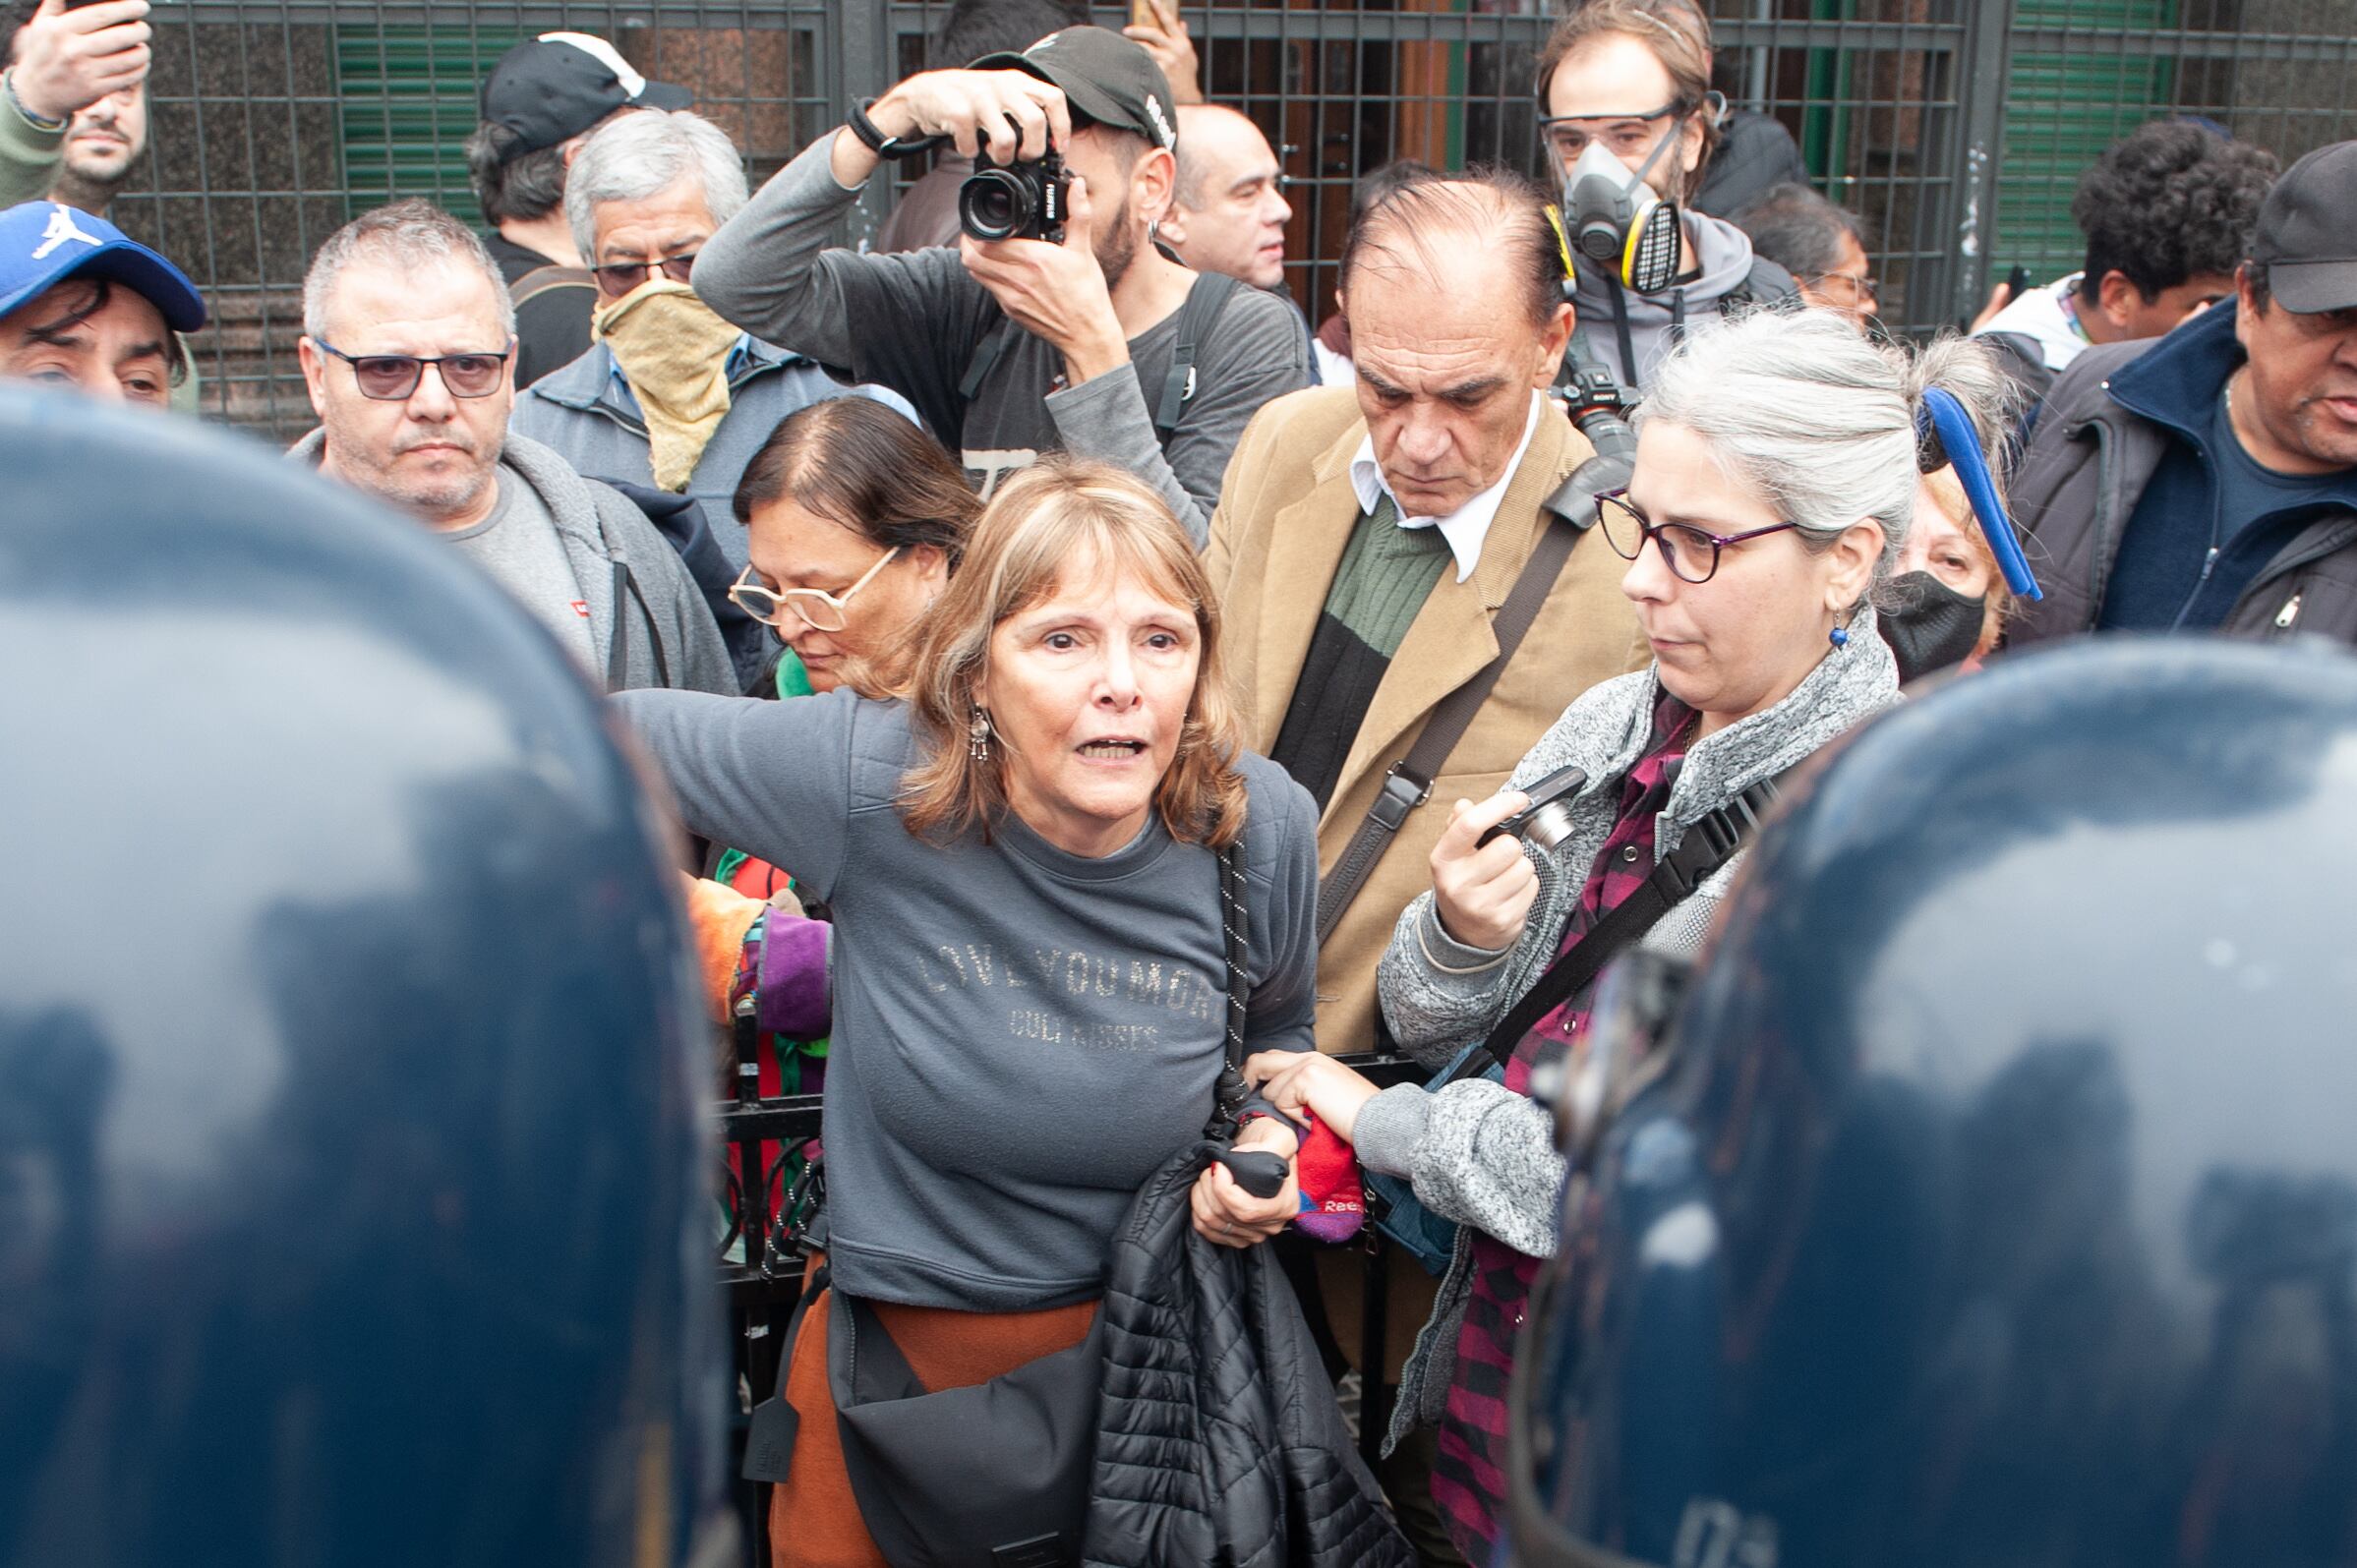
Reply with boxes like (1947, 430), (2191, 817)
(1207, 172), (1645, 1567)
(1208, 172), (1645, 1060)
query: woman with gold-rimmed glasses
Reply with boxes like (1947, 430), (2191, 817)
(727, 396), (978, 698)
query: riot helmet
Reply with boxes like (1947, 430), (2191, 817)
(0, 389), (730, 1567)
(1511, 638), (2357, 1568)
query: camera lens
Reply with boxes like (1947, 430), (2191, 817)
(959, 170), (1035, 243)
(1522, 800), (1579, 853)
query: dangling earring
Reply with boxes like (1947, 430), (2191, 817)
(968, 706), (994, 762)
(1829, 626), (1851, 650)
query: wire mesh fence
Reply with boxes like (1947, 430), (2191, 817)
(99, 0), (2357, 441)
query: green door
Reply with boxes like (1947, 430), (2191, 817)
(335, 24), (528, 224)
(1992, 0), (2179, 285)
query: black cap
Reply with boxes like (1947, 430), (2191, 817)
(479, 32), (692, 161)
(969, 27), (1178, 153)
(2251, 140), (2357, 314)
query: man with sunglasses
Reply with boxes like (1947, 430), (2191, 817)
(293, 199), (735, 697)
(511, 107), (914, 572)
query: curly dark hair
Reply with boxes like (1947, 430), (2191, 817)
(2073, 120), (2278, 304)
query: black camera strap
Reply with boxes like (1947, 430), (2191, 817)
(1312, 502), (1585, 947)
(1433, 768), (1789, 1090)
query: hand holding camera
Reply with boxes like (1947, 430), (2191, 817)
(862, 68), (1072, 168)
(1431, 789), (1545, 954)
(960, 166), (1130, 384)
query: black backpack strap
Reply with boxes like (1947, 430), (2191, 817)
(1313, 508), (1585, 946)
(1154, 269), (1240, 440)
(1434, 769), (1789, 1089)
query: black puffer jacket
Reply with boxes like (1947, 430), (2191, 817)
(1083, 1142), (1415, 1568)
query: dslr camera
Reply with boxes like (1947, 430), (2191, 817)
(959, 149), (1070, 245)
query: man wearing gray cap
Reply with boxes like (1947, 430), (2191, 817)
(2008, 140), (2357, 647)
(691, 25), (1307, 546)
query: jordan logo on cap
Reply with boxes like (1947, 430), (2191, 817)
(31, 203), (101, 261)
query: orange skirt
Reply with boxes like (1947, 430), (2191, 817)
(767, 1261), (1099, 1568)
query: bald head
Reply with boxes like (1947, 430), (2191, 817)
(1337, 174), (1576, 520)
(1165, 105), (1291, 289)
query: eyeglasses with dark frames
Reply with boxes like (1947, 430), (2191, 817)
(316, 340), (514, 400)
(1595, 489), (1800, 584)
(1537, 101), (1687, 165)
(727, 549), (902, 635)
(592, 254), (700, 300)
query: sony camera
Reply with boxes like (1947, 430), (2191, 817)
(959, 149), (1070, 245)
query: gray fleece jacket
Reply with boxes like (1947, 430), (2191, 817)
(289, 429), (736, 695)
(1356, 605), (1899, 1453)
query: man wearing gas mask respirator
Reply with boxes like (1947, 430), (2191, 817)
(1538, 0), (1797, 393)
(510, 108), (917, 571)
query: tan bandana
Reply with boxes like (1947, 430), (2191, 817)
(592, 279), (740, 492)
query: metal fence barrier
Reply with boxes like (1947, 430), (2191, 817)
(101, 0), (2357, 441)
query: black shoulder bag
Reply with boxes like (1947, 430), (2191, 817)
(741, 846), (1256, 1568)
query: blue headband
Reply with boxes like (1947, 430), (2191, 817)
(1916, 385), (2041, 602)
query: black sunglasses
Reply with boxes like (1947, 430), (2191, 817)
(592, 254), (699, 300)
(316, 340), (513, 400)
(1595, 490), (1799, 585)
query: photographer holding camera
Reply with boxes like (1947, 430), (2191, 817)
(691, 26), (1307, 547)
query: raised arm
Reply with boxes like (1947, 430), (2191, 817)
(609, 687), (860, 901)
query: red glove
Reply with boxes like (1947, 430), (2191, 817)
(1292, 1110), (1366, 1244)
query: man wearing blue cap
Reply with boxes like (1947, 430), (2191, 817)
(0, 196), (200, 404)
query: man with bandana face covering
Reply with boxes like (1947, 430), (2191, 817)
(510, 108), (916, 571)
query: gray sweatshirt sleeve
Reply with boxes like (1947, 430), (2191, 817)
(1350, 1077), (1564, 1258)
(1043, 284), (1308, 549)
(609, 686), (859, 900)
(690, 136), (991, 438)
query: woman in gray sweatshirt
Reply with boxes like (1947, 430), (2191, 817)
(613, 458), (1319, 1561)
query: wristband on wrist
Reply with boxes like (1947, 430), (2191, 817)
(846, 97), (944, 161)
(2, 70), (68, 133)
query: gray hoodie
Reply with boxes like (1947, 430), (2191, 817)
(289, 428), (736, 695)
(1571, 210), (1797, 391)
(1357, 606), (1899, 1453)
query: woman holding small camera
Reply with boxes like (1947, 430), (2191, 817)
(1247, 310), (2010, 1557)
(618, 460), (1320, 1567)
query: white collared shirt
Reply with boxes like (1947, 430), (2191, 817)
(1348, 391), (1546, 584)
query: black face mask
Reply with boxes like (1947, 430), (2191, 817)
(1880, 570), (1987, 683)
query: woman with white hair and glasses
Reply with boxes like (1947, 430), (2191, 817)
(1244, 308), (2012, 1558)
(509, 106), (913, 563)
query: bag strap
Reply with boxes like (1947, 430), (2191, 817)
(1153, 269), (1240, 440)
(957, 311), (1019, 405)
(1434, 769), (1788, 1090)
(1313, 508), (1583, 946)
(509, 263), (595, 309)
(1203, 842), (1253, 1137)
